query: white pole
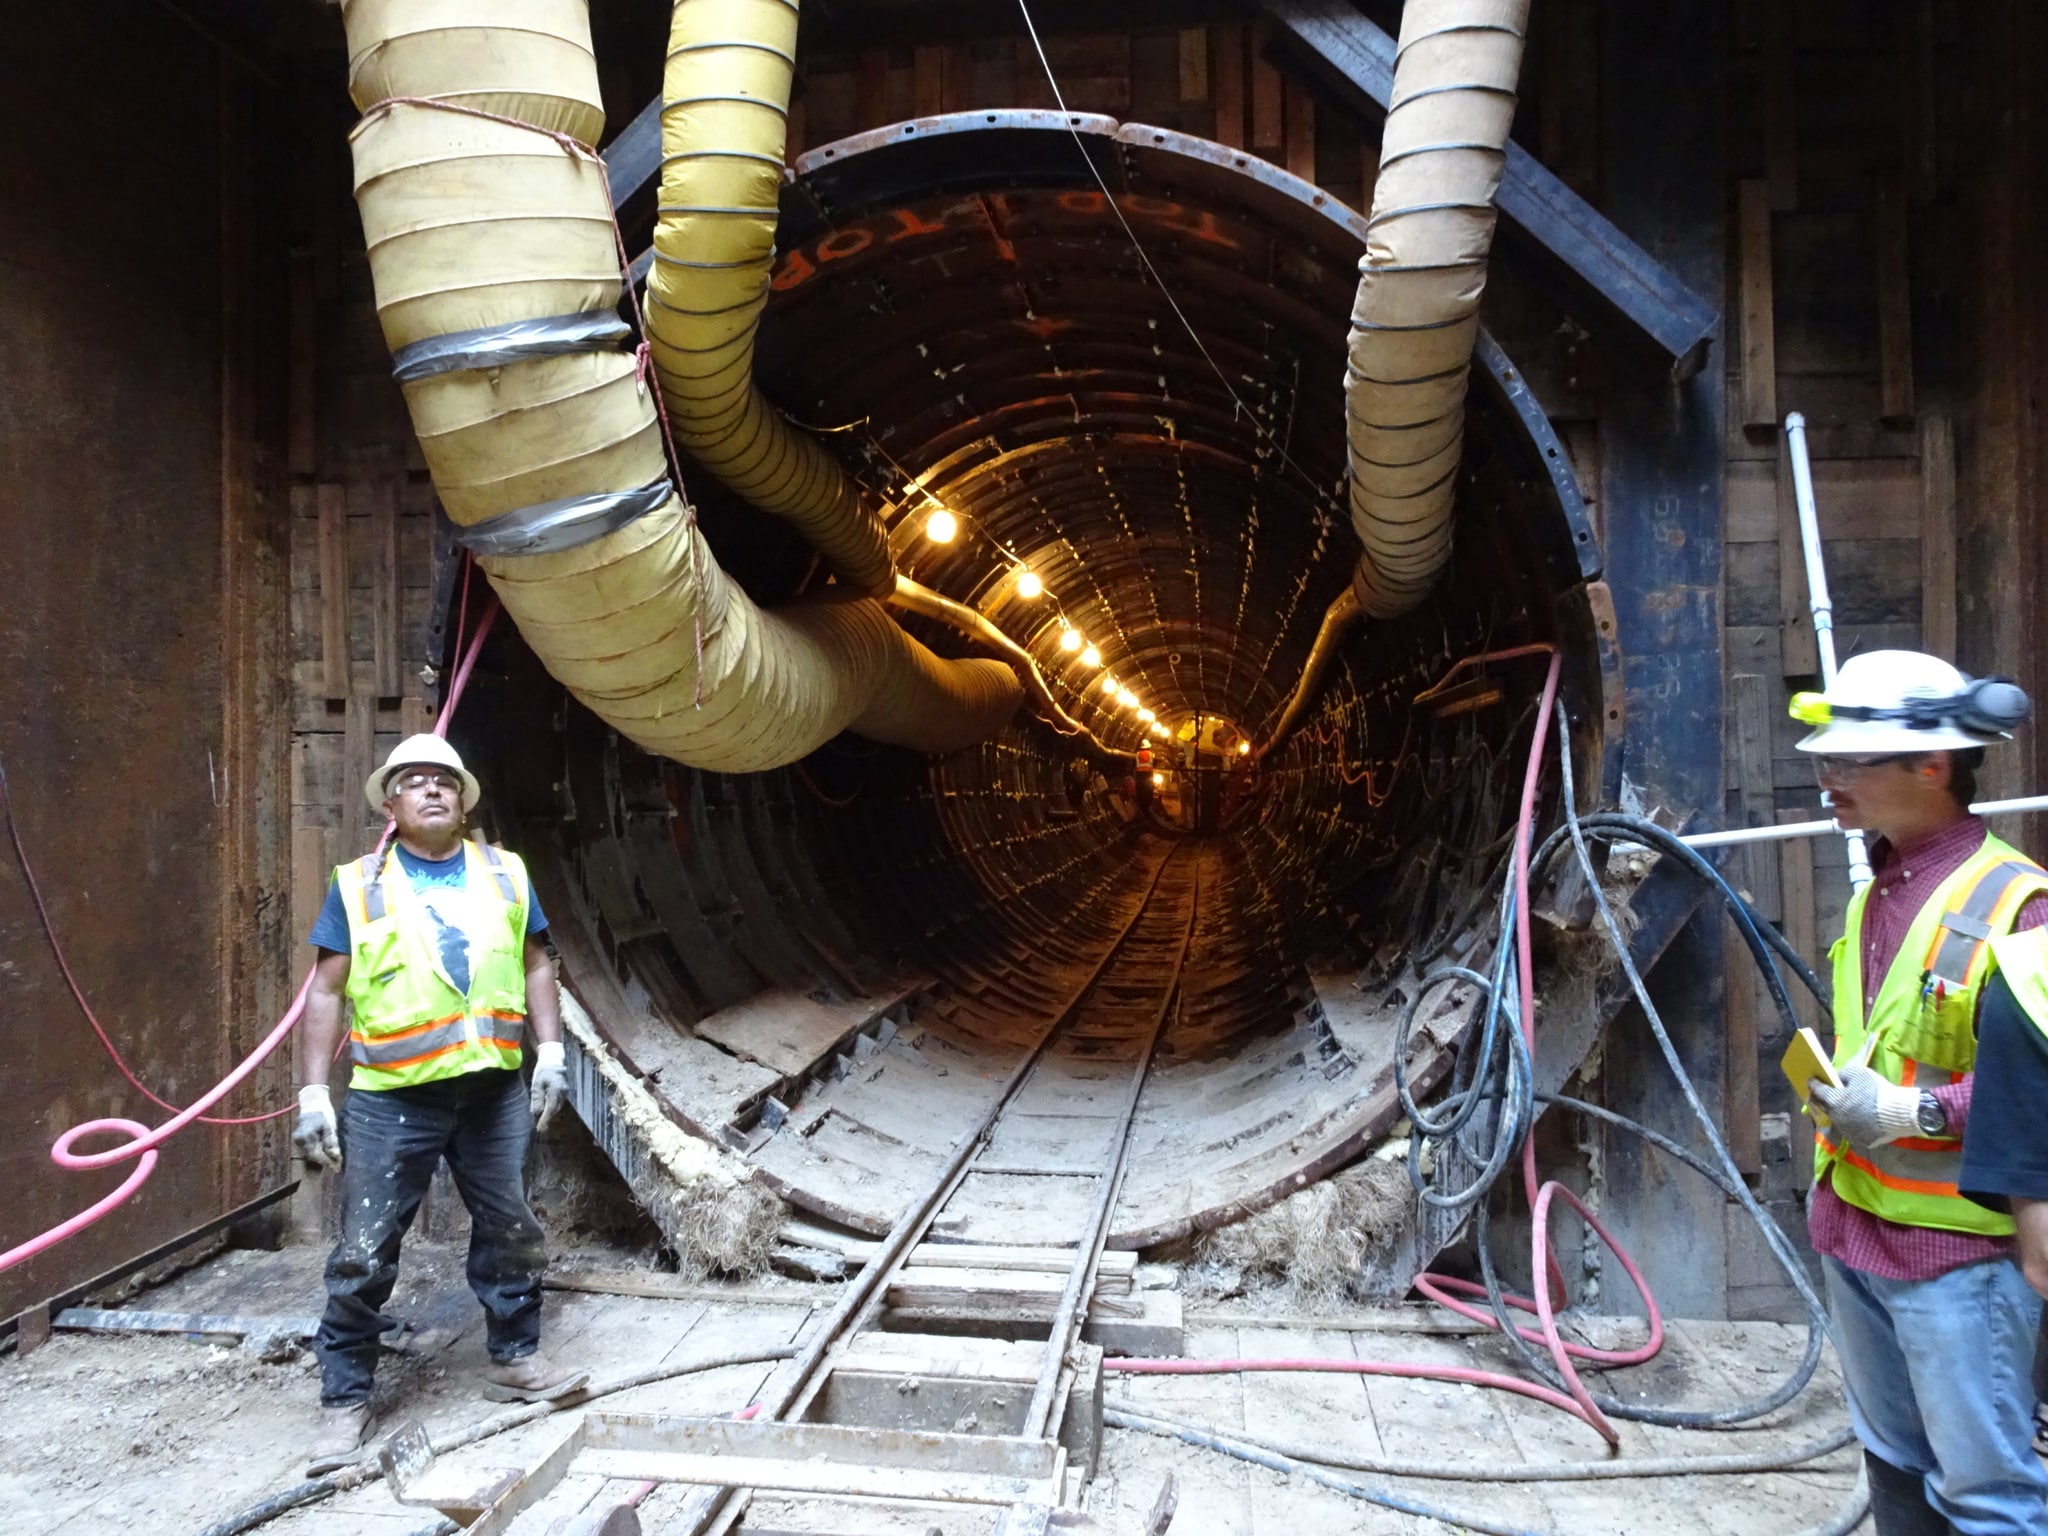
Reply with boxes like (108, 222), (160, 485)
(1663, 794), (2048, 852)
(1784, 411), (1875, 888)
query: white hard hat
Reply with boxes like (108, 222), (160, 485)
(1793, 651), (2012, 754)
(365, 733), (481, 813)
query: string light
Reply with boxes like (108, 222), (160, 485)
(1238, 741), (1252, 756)
(924, 508), (958, 544)
(1102, 675), (1119, 695)
(1117, 688), (1139, 709)
(1079, 644), (1101, 668)
(1151, 771), (1166, 787)
(1059, 626), (1082, 652)
(1015, 567), (1043, 599)
(1151, 724), (1169, 738)
(1136, 707), (1155, 722)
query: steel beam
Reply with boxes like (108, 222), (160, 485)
(1260, 0), (1719, 380)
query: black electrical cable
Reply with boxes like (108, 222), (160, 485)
(1399, 699), (1838, 1433)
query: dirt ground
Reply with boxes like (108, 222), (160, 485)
(0, 1240), (1861, 1536)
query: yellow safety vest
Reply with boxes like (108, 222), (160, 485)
(333, 839), (532, 1092)
(1816, 830), (2048, 1236)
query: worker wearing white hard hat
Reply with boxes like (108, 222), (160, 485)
(294, 734), (584, 1475)
(1788, 651), (2048, 1533)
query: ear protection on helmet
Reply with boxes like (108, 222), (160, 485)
(1788, 676), (2031, 736)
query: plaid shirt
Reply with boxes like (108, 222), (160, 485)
(1809, 816), (2048, 1280)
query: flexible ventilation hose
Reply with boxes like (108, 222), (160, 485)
(1346, 0), (1527, 618)
(340, 0), (1020, 770)
(643, 0), (896, 596)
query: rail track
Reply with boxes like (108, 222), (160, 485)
(431, 842), (1209, 1535)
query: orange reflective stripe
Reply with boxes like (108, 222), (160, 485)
(350, 1008), (466, 1046)
(1837, 1146), (1960, 1199)
(370, 1038), (521, 1074)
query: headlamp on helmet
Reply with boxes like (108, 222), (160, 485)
(1787, 676), (2030, 737)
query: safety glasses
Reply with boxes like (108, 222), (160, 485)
(393, 771), (461, 795)
(1811, 753), (1912, 781)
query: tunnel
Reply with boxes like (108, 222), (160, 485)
(462, 110), (1617, 1258)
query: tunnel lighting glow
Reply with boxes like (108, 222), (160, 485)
(924, 508), (958, 543)
(1137, 708), (1155, 722)
(1080, 644), (1101, 668)
(1151, 724), (1169, 738)
(1016, 568), (1043, 599)
(1117, 688), (1139, 709)
(1151, 771), (1166, 787)
(1102, 675), (1119, 694)
(1238, 741), (1252, 755)
(1058, 626), (1082, 651)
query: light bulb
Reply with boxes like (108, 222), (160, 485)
(1080, 644), (1101, 668)
(1137, 708), (1155, 722)
(1059, 626), (1082, 652)
(1016, 568), (1043, 599)
(925, 509), (958, 544)
(1151, 771), (1165, 787)
(1117, 689), (1139, 709)
(1102, 676), (1119, 695)
(1237, 740), (1252, 756)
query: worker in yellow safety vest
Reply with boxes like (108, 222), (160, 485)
(1791, 651), (2048, 1536)
(293, 735), (584, 1476)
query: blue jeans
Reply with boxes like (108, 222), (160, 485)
(1824, 1254), (2048, 1534)
(315, 1068), (546, 1407)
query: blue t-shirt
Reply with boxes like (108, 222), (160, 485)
(308, 845), (548, 996)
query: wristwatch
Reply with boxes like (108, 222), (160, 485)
(1915, 1091), (1948, 1137)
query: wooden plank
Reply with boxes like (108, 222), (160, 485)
(1249, 27), (1282, 150)
(317, 482), (349, 699)
(692, 987), (903, 1078)
(1178, 27), (1209, 103)
(401, 696), (433, 737)
(856, 50), (889, 129)
(1775, 442), (1821, 678)
(1727, 457), (1922, 543)
(1724, 916), (1763, 1177)
(941, 44), (969, 114)
(369, 481), (400, 698)
(1736, 180), (1777, 431)
(1282, 76), (1314, 182)
(912, 46), (944, 117)
(1761, 7), (1798, 211)
(287, 249), (316, 477)
(345, 685), (376, 838)
(1731, 674), (1782, 919)
(1779, 810), (1820, 1036)
(1876, 178), (1914, 424)
(292, 825), (334, 960)
(1919, 412), (1957, 659)
(1212, 24), (1245, 150)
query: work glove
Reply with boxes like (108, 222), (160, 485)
(530, 1040), (571, 1134)
(1808, 1063), (1921, 1151)
(293, 1084), (343, 1171)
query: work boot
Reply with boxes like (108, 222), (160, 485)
(479, 1350), (589, 1403)
(306, 1402), (372, 1476)
(1862, 1450), (1954, 1536)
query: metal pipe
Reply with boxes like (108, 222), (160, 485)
(1784, 411), (1873, 887)
(1656, 794), (2048, 852)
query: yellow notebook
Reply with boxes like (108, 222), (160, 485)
(1781, 1027), (1843, 1127)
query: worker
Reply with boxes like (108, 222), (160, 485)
(1959, 921), (2048, 1460)
(1134, 745), (1155, 816)
(294, 735), (585, 1475)
(1792, 652), (2048, 1535)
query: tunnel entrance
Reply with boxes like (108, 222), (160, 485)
(483, 113), (1615, 1260)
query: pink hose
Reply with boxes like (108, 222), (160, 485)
(1, 596), (498, 1276)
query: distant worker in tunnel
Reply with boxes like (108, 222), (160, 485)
(1791, 652), (2048, 1534)
(293, 734), (584, 1475)
(1134, 744), (1155, 817)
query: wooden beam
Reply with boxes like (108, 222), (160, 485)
(369, 481), (400, 699)
(1212, 24), (1245, 150)
(1776, 436), (1820, 679)
(1250, 28), (1283, 151)
(287, 249), (316, 477)
(856, 50), (890, 130)
(1731, 673), (1782, 921)
(1723, 917), (1763, 1177)
(345, 685), (376, 841)
(1261, 0), (1718, 379)
(1920, 412), (1958, 659)
(1779, 811), (1819, 1036)
(1736, 180), (1777, 431)
(1761, 6), (1798, 212)
(913, 46), (944, 117)
(1876, 177), (1915, 425)
(1178, 27), (1208, 104)
(1282, 75), (1315, 182)
(317, 482), (349, 700)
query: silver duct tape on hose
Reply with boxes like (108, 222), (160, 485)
(451, 478), (671, 558)
(392, 310), (633, 383)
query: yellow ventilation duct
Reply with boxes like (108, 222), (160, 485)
(642, 0), (896, 598)
(1345, 0), (1529, 618)
(340, 0), (1020, 770)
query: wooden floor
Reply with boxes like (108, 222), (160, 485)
(0, 1245), (1859, 1536)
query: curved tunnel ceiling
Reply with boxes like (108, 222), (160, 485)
(489, 113), (1612, 1247)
